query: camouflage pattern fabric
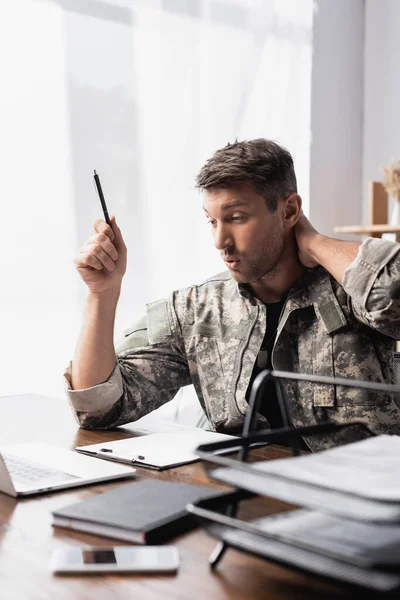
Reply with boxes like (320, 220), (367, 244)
(64, 237), (400, 452)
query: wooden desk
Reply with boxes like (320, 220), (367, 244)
(0, 394), (356, 599)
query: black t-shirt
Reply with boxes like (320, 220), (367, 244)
(246, 300), (286, 428)
(246, 300), (309, 452)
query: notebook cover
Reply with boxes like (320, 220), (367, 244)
(52, 479), (236, 544)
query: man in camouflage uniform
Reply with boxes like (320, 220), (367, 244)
(65, 139), (400, 451)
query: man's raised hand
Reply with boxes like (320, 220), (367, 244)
(74, 216), (127, 295)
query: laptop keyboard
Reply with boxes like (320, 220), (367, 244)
(1, 452), (79, 485)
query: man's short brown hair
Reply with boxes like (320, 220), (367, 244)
(195, 138), (297, 212)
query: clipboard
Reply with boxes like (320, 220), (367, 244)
(76, 430), (241, 471)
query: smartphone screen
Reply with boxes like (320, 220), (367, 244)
(50, 545), (179, 574)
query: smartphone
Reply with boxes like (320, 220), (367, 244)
(50, 545), (179, 574)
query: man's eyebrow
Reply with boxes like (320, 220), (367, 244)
(203, 201), (249, 214)
(220, 200), (249, 210)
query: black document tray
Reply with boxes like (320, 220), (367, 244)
(187, 421), (400, 594)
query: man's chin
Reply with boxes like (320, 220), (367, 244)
(225, 261), (263, 283)
(229, 269), (272, 285)
(228, 269), (252, 284)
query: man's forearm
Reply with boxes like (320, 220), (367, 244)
(308, 235), (361, 285)
(70, 288), (121, 390)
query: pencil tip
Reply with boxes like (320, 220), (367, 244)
(94, 169), (97, 175)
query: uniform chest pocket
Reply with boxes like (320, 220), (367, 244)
(331, 331), (391, 407)
(299, 318), (392, 408)
(311, 335), (389, 408)
(296, 315), (336, 408)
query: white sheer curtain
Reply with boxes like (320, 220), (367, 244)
(0, 0), (312, 401)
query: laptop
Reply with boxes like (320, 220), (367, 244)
(0, 442), (136, 497)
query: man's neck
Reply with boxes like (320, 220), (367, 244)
(248, 252), (306, 304)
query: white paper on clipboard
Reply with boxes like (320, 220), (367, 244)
(76, 429), (238, 470)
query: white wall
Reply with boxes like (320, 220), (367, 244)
(0, 0), (314, 399)
(363, 0), (400, 223)
(61, 0), (314, 338)
(8, 0), (399, 402)
(310, 0), (400, 235)
(309, 0), (364, 237)
(0, 1), (79, 399)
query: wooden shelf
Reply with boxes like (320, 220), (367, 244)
(334, 182), (400, 242)
(334, 225), (400, 234)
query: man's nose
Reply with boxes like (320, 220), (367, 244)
(213, 224), (233, 250)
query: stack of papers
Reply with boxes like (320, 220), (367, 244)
(235, 508), (400, 568)
(219, 516), (400, 593)
(211, 434), (400, 521)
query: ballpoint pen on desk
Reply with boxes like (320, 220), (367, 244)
(93, 169), (111, 226)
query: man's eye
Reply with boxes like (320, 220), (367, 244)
(207, 220), (216, 226)
(231, 216), (244, 222)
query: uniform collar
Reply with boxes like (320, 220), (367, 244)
(237, 266), (347, 334)
(236, 267), (327, 308)
(285, 267), (347, 334)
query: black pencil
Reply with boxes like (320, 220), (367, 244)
(93, 169), (111, 226)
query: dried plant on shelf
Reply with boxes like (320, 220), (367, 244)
(382, 160), (400, 201)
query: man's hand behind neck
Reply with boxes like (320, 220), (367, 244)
(295, 212), (360, 285)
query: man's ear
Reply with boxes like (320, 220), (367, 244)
(283, 193), (302, 228)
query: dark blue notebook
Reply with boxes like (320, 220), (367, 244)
(52, 479), (237, 544)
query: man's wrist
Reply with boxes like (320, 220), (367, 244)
(305, 232), (327, 266)
(87, 287), (121, 314)
(88, 287), (121, 303)
(307, 235), (361, 284)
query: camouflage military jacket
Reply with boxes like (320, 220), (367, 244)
(65, 238), (400, 451)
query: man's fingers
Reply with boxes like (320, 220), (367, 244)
(109, 216), (127, 250)
(85, 233), (118, 261)
(76, 217), (124, 272)
(75, 245), (116, 271)
(87, 244), (116, 271)
(74, 252), (103, 271)
(94, 218), (115, 242)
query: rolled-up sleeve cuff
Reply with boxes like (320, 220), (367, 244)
(342, 237), (400, 305)
(63, 362), (123, 413)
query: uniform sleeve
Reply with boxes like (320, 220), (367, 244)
(64, 296), (192, 429)
(342, 237), (400, 338)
